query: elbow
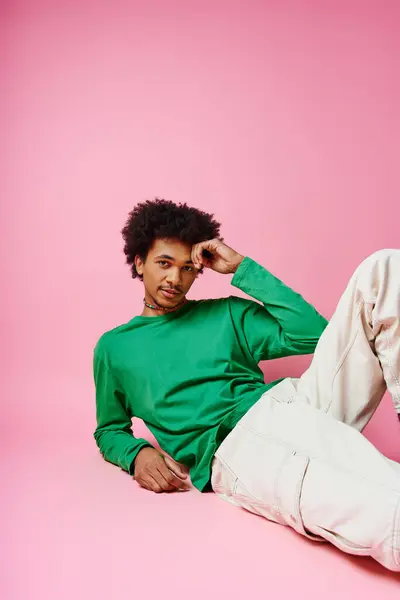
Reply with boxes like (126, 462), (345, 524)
(93, 427), (108, 458)
(298, 315), (329, 349)
(286, 331), (324, 355)
(291, 340), (320, 355)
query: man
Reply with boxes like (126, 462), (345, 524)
(94, 198), (400, 572)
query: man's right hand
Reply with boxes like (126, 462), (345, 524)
(133, 447), (190, 493)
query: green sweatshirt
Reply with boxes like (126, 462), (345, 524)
(93, 257), (328, 492)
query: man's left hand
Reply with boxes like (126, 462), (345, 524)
(191, 239), (244, 274)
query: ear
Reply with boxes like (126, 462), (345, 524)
(135, 255), (144, 276)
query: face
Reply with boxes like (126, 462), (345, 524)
(135, 238), (198, 313)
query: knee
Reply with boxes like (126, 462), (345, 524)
(350, 249), (400, 290)
(357, 248), (400, 272)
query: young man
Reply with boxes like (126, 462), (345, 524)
(94, 199), (400, 572)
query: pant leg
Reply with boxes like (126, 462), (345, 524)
(211, 381), (400, 571)
(296, 249), (400, 427)
(212, 249), (400, 571)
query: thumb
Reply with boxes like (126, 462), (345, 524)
(164, 456), (188, 480)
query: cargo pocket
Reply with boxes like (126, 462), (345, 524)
(297, 456), (383, 553)
(278, 451), (326, 542)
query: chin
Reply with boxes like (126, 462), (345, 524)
(160, 297), (179, 307)
(154, 294), (171, 305)
(157, 291), (183, 307)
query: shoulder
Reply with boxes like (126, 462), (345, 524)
(194, 297), (229, 308)
(93, 321), (131, 362)
(194, 296), (259, 314)
(228, 295), (260, 310)
(192, 297), (233, 314)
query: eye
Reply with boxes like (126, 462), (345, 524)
(157, 261), (170, 267)
(183, 266), (194, 272)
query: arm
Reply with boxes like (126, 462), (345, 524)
(93, 348), (153, 475)
(93, 343), (190, 492)
(230, 257), (328, 361)
(190, 239), (328, 362)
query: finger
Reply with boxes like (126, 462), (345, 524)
(137, 471), (163, 494)
(160, 455), (191, 489)
(190, 245), (197, 269)
(140, 481), (152, 492)
(196, 243), (206, 268)
(142, 463), (173, 492)
(199, 240), (218, 268)
(141, 472), (164, 493)
(156, 463), (187, 491)
(198, 242), (212, 269)
(192, 243), (203, 270)
(154, 466), (180, 491)
(164, 457), (188, 480)
(138, 470), (189, 493)
(134, 477), (153, 492)
(200, 253), (213, 269)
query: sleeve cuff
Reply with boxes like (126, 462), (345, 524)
(127, 441), (154, 476)
(231, 256), (253, 288)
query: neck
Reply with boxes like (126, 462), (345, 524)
(141, 294), (187, 317)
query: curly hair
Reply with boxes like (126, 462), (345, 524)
(121, 198), (222, 280)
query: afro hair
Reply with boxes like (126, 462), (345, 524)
(121, 198), (222, 280)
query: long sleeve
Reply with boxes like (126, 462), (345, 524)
(230, 257), (328, 362)
(93, 347), (153, 475)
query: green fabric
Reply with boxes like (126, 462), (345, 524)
(93, 257), (328, 491)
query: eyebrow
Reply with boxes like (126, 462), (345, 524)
(155, 254), (194, 264)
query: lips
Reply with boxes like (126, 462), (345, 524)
(160, 289), (180, 299)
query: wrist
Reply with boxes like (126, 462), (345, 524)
(133, 445), (153, 466)
(230, 254), (245, 273)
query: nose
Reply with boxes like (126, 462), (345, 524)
(166, 267), (182, 287)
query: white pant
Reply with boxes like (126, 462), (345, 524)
(211, 249), (400, 572)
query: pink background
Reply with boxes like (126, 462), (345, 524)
(2, 0), (400, 597)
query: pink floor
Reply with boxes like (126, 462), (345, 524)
(4, 372), (400, 600)
(3, 2), (400, 598)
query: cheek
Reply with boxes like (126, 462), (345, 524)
(142, 268), (161, 286)
(184, 273), (197, 287)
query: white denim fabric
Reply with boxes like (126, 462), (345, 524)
(211, 249), (400, 572)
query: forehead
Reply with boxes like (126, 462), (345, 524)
(149, 238), (193, 260)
